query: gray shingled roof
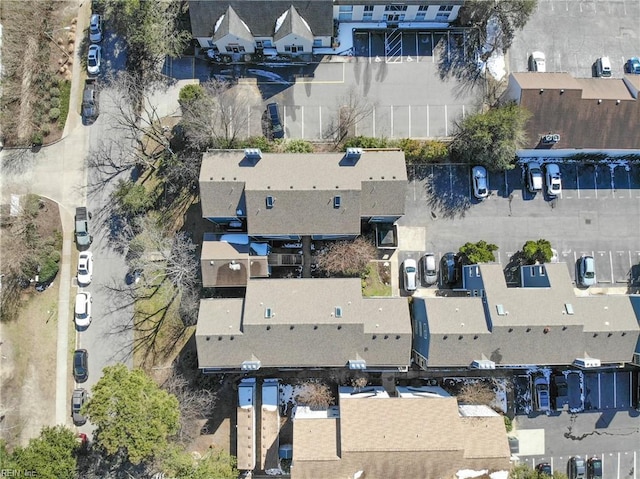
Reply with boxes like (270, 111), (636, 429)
(199, 150), (407, 236)
(195, 278), (412, 369)
(189, 0), (333, 38)
(213, 6), (254, 43)
(273, 6), (314, 42)
(416, 263), (640, 367)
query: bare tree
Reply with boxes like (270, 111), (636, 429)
(162, 367), (217, 444)
(456, 380), (496, 406)
(315, 237), (376, 277)
(325, 86), (376, 146)
(296, 381), (335, 410)
(107, 71), (175, 171)
(180, 79), (260, 149)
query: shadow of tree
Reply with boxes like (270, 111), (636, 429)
(503, 251), (526, 285)
(423, 171), (471, 219)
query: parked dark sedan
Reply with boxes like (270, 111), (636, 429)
(267, 102), (284, 139)
(73, 349), (88, 383)
(440, 252), (458, 286)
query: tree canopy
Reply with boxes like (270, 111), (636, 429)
(160, 445), (238, 479)
(451, 102), (531, 170)
(522, 239), (553, 264)
(98, 0), (191, 83)
(459, 240), (498, 264)
(84, 364), (180, 464)
(4, 426), (78, 479)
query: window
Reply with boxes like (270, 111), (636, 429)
(385, 5), (407, 11)
(335, 307), (342, 318)
(313, 38), (322, 47)
(263, 40), (272, 47)
(364, 5), (374, 11)
(415, 12), (426, 20)
(266, 196), (274, 208)
(384, 13), (405, 21)
(265, 308), (272, 318)
(256, 40), (263, 48)
(418, 5), (429, 10)
(207, 39), (215, 47)
(363, 11), (373, 20)
(439, 5), (454, 11)
(333, 195), (341, 208)
(225, 46), (232, 52)
(339, 4), (353, 20)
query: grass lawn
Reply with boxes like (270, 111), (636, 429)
(362, 261), (392, 297)
(132, 277), (194, 370)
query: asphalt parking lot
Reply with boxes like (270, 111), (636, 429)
(509, 0), (640, 78)
(398, 162), (640, 288)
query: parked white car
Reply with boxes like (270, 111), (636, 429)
(545, 163), (562, 196)
(87, 45), (101, 76)
(403, 259), (417, 293)
(74, 292), (92, 328)
(472, 165), (489, 199)
(77, 251), (93, 286)
(89, 13), (103, 43)
(529, 51), (546, 72)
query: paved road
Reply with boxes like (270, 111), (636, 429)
(509, 0), (640, 78)
(399, 162), (640, 289)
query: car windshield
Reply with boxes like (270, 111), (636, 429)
(90, 25), (99, 33)
(89, 57), (97, 67)
(406, 266), (416, 273)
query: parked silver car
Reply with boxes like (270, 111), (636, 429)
(577, 256), (596, 287)
(421, 253), (437, 285)
(472, 165), (489, 199)
(71, 388), (87, 426)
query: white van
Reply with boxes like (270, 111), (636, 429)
(596, 57), (612, 77)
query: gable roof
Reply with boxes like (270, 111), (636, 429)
(189, 0), (333, 38)
(292, 396), (510, 478)
(508, 72), (640, 149)
(195, 278), (412, 369)
(273, 6), (314, 42)
(199, 150), (407, 236)
(213, 6), (254, 42)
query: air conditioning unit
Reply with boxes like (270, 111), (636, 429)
(244, 148), (262, 161)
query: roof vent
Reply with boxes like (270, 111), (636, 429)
(496, 304), (506, 316)
(244, 148), (262, 162)
(565, 303), (574, 315)
(348, 359), (367, 370)
(241, 360), (261, 371)
(343, 148), (363, 164)
(335, 306), (342, 318)
(266, 196), (274, 209)
(333, 195), (342, 208)
(265, 307), (273, 319)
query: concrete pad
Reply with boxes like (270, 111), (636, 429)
(397, 225), (426, 251)
(514, 429), (545, 456)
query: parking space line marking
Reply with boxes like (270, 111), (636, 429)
(597, 373), (601, 409)
(300, 105), (304, 138)
(618, 452), (620, 479)
(576, 168), (581, 199)
(372, 106), (376, 137)
(449, 164), (453, 196)
(610, 251), (615, 284)
(445, 104), (448, 136)
(408, 105), (411, 138)
(427, 104), (430, 137)
(390, 105), (394, 138)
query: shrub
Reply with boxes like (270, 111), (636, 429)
(283, 139), (314, 153)
(31, 132), (44, 146)
(504, 415), (513, 433)
(343, 136), (389, 149)
(49, 108), (61, 121)
(49, 86), (60, 97)
(50, 97), (60, 108)
(239, 136), (273, 152)
(41, 124), (51, 136)
(178, 84), (205, 105)
(39, 255), (60, 283)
